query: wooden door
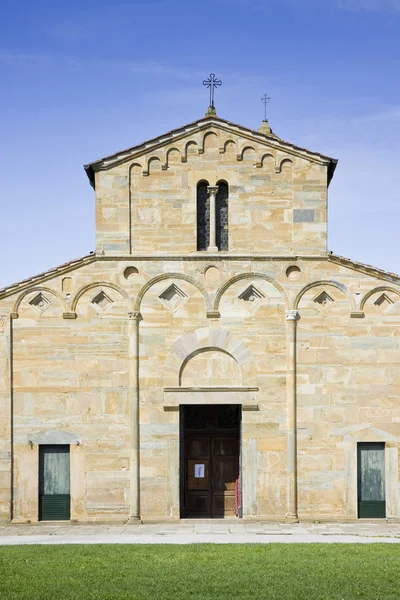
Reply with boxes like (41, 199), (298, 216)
(186, 437), (211, 516)
(39, 445), (70, 521)
(185, 435), (239, 517)
(358, 442), (386, 518)
(211, 437), (239, 517)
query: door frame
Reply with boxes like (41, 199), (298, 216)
(38, 444), (71, 521)
(343, 428), (398, 519)
(357, 441), (386, 519)
(179, 404), (242, 518)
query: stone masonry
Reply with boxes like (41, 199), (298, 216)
(0, 114), (399, 523)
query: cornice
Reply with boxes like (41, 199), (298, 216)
(0, 254), (97, 300)
(95, 253), (400, 285)
(84, 117), (336, 187)
(96, 254), (327, 262)
(328, 254), (400, 285)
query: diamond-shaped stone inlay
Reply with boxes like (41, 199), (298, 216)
(238, 285), (265, 310)
(374, 293), (394, 308)
(314, 291), (334, 310)
(91, 290), (113, 313)
(29, 292), (51, 315)
(159, 284), (187, 312)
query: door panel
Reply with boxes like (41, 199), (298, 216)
(212, 437), (238, 517)
(39, 445), (70, 521)
(185, 435), (239, 517)
(358, 442), (386, 518)
(187, 459), (209, 490)
(186, 437), (211, 516)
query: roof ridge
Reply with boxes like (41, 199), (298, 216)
(328, 253), (400, 282)
(0, 253), (96, 299)
(84, 115), (337, 188)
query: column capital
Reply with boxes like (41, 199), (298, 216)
(207, 185), (219, 195)
(128, 311), (142, 321)
(286, 309), (300, 321)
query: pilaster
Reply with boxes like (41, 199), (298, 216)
(285, 309), (300, 523)
(0, 314), (11, 521)
(128, 311), (141, 521)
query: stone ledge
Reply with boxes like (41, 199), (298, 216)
(163, 387), (259, 407)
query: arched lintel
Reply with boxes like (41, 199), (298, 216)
(256, 152), (275, 169)
(71, 282), (129, 312)
(214, 273), (288, 312)
(360, 286), (400, 311)
(182, 139), (198, 162)
(13, 286), (65, 315)
(163, 147), (182, 169)
(200, 130), (218, 153)
(219, 139), (236, 154)
(134, 273), (210, 313)
(294, 279), (355, 310)
(277, 157), (294, 173)
(237, 145), (256, 161)
(164, 326), (254, 386)
(179, 346), (237, 386)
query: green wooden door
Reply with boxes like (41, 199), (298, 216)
(357, 442), (385, 518)
(39, 445), (70, 521)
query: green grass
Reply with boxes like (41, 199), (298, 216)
(0, 544), (399, 599)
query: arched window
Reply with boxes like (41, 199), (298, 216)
(216, 181), (229, 251)
(196, 181), (210, 251)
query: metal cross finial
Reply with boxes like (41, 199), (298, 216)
(203, 73), (222, 108)
(261, 93), (271, 120)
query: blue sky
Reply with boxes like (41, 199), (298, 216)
(1, 0), (399, 287)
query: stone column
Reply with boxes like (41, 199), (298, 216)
(128, 311), (141, 521)
(207, 185), (219, 252)
(285, 309), (300, 523)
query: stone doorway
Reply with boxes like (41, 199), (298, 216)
(180, 404), (241, 518)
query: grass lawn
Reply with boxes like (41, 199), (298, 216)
(0, 544), (399, 599)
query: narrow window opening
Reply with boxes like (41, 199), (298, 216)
(216, 181), (229, 251)
(196, 181), (210, 251)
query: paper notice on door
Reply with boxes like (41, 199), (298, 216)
(194, 464), (205, 478)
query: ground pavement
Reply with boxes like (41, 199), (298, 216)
(1, 521), (400, 545)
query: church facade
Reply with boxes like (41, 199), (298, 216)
(0, 111), (399, 523)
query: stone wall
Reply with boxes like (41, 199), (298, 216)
(95, 124), (329, 256)
(0, 255), (399, 522)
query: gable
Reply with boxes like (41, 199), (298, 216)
(84, 116), (337, 188)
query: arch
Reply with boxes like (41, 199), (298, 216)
(201, 131), (218, 153)
(360, 286), (400, 311)
(182, 140), (198, 162)
(215, 180), (229, 251)
(278, 158), (294, 173)
(71, 282), (129, 312)
(128, 162), (143, 253)
(214, 273), (288, 312)
(221, 139), (236, 153)
(258, 152), (275, 168)
(13, 286), (65, 315)
(134, 273), (210, 313)
(294, 280), (355, 310)
(238, 145), (256, 161)
(179, 347), (241, 386)
(128, 161), (143, 181)
(164, 147), (181, 169)
(164, 327), (253, 386)
(144, 156), (161, 176)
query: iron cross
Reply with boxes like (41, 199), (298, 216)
(261, 93), (271, 120)
(203, 73), (222, 108)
